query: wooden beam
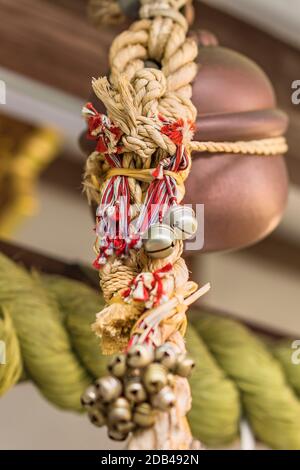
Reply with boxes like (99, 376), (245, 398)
(0, 238), (97, 287)
(0, 0), (115, 98)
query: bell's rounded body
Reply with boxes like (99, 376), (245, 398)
(108, 406), (132, 426)
(81, 385), (98, 409)
(165, 205), (197, 240)
(115, 420), (135, 434)
(108, 428), (128, 441)
(126, 344), (154, 369)
(108, 354), (127, 378)
(155, 343), (178, 370)
(133, 403), (157, 428)
(110, 397), (131, 410)
(95, 376), (122, 403)
(184, 43), (288, 253)
(151, 386), (176, 411)
(124, 377), (147, 404)
(88, 408), (106, 427)
(143, 363), (168, 394)
(175, 355), (195, 378)
(143, 223), (175, 259)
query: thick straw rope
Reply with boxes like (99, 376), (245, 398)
(85, 0), (202, 450)
(83, 0), (287, 450)
(1, 256), (300, 450)
(88, 0), (126, 25)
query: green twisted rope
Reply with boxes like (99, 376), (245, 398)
(0, 253), (300, 449)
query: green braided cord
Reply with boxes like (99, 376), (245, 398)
(192, 314), (300, 450)
(0, 306), (22, 395)
(43, 275), (108, 379)
(0, 253), (91, 410)
(273, 341), (300, 397)
(186, 325), (240, 445)
(0, 252), (300, 449)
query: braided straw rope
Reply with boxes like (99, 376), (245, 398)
(88, 0), (126, 25)
(83, 0), (287, 450)
(189, 137), (288, 156)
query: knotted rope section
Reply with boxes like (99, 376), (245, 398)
(1, 254), (300, 450)
(82, 0), (207, 449)
(82, 0), (287, 449)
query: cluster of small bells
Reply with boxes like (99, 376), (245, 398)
(81, 343), (195, 441)
(144, 205), (198, 259)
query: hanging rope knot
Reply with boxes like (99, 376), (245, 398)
(91, 114), (192, 267)
(159, 114), (196, 146)
(139, 0), (188, 30)
(90, 74), (195, 159)
(82, 102), (123, 154)
(122, 263), (173, 308)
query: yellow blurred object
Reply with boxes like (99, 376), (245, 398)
(0, 114), (61, 237)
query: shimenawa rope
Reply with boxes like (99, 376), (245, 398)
(0, 254), (300, 449)
(81, 0), (287, 450)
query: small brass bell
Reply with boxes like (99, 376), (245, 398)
(126, 344), (154, 369)
(155, 343), (178, 370)
(165, 205), (197, 240)
(151, 386), (176, 411)
(115, 421), (135, 434)
(108, 428), (128, 442)
(88, 408), (106, 427)
(95, 376), (122, 403)
(108, 406), (132, 432)
(143, 363), (168, 394)
(143, 223), (175, 259)
(108, 354), (127, 378)
(175, 354), (195, 378)
(80, 385), (98, 409)
(124, 377), (147, 404)
(110, 397), (131, 410)
(133, 403), (157, 428)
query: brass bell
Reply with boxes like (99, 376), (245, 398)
(151, 386), (176, 411)
(110, 397), (131, 410)
(108, 354), (127, 378)
(114, 421), (135, 434)
(80, 385), (98, 409)
(108, 406), (132, 428)
(133, 403), (157, 428)
(126, 344), (154, 369)
(143, 363), (168, 394)
(95, 376), (122, 403)
(124, 377), (147, 404)
(155, 343), (178, 370)
(165, 205), (197, 240)
(108, 428), (128, 441)
(143, 223), (176, 259)
(108, 397), (133, 433)
(88, 408), (106, 427)
(175, 354), (195, 378)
